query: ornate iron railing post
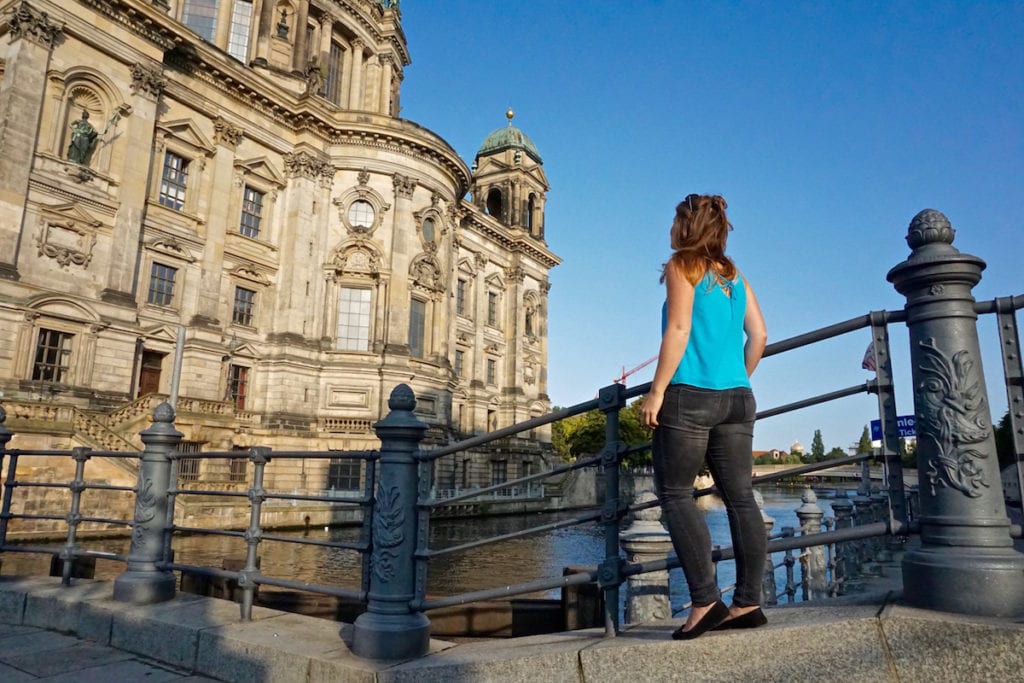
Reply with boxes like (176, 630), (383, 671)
(888, 209), (1024, 616)
(597, 382), (626, 637)
(352, 385), (429, 660)
(59, 447), (91, 585)
(113, 402), (180, 604)
(0, 407), (13, 551)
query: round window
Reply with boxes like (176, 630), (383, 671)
(348, 200), (375, 229)
(422, 217), (435, 242)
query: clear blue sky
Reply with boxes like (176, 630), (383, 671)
(399, 1), (1023, 451)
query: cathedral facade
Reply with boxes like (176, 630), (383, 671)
(0, 0), (559, 500)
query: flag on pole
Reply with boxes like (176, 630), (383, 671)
(862, 343), (877, 372)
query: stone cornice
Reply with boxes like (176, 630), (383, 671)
(461, 208), (561, 270)
(76, 0), (177, 49)
(7, 1), (64, 49)
(130, 62), (167, 99)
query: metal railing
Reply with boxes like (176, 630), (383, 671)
(0, 208), (1022, 660)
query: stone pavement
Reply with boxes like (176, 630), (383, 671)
(1, 568), (1023, 682)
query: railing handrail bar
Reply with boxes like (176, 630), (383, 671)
(423, 399), (601, 460)
(420, 521), (892, 611)
(423, 508), (604, 559)
(425, 454), (599, 507)
(755, 382), (874, 420)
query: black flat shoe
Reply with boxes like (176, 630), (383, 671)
(672, 600), (729, 640)
(714, 607), (767, 630)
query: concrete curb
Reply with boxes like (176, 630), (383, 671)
(2, 577), (1022, 682)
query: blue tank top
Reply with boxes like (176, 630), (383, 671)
(661, 271), (750, 389)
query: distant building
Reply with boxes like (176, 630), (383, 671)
(0, 0), (560, 502)
(790, 440), (805, 456)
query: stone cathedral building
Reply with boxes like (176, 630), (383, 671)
(0, 0), (559, 510)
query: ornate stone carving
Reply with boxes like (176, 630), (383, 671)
(284, 151), (332, 182)
(473, 252), (488, 268)
(8, 2), (63, 49)
(130, 63), (166, 98)
(334, 245), (381, 276)
(916, 337), (990, 497)
(36, 205), (100, 269)
(410, 253), (442, 291)
(370, 485), (404, 582)
(213, 117), (243, 148)
(392, 173), (416, 199)
(357, 168), (370, 186)
(504, 265), (524, 284)
(540, 279), (552, 294)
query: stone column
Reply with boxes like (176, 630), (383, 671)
(101, 63), (166, 305)
(274, 151), (332, 338)
(0, 2), (63, 280)
(795, 488), (827, 600)
(348, 39), (364, 109)
(621, 491), (672, 624)
(213, 0), (235, 48)
(191, 119), (243, 325)
(384, 173), (415, 353)
(503, 262), (524, 422)
(888, 209), (1024, 616)
(253, 0), (277, 66)
(291, 0), (310, 72)
(378, 54), (393, 115)
(754, 490), (777, 605)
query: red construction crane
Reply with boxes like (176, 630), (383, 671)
(614, 355), (657, 386)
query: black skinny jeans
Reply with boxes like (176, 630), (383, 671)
(652, 383), (765, 607)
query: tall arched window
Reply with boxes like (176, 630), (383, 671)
(527, 193), (536, 233)
(486, 188), (503, 220)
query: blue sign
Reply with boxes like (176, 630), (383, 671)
(870, 416), (916, 440)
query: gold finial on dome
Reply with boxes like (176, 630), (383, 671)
(506, 107), (515, 124)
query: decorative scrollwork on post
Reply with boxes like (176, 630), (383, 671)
(916, 337), (990, 497)
(370, 484), (405, 582)
(130, 478), (157, 549)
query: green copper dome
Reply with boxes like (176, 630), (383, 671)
(476, 110), (543, 164)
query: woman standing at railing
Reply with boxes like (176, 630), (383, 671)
(640, 193), (769, 640)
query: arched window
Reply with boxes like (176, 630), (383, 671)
(527, 193), (536, 232)
(486, 188), (503, 220)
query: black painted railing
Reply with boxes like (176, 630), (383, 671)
(0, 209), (1022, 660)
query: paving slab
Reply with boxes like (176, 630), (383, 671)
(35, 657), (188, 683)
(3, 639), (134, 677)
(879, 603), (1024, 682)
(0, 661), (36, 682)
(309, 623), (455, 683)
(0, 629), (78, 658)
(0, 623), (36, 639)
(107, 593), (284, 670)
(379, 627), (601, 683)
(581, 608), (893, 683)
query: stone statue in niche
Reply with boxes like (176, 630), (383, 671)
(66, 110), (119, 167)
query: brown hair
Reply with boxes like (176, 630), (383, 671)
(660, 193), (737, 285)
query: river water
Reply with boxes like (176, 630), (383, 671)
(2, 489), (833, 614)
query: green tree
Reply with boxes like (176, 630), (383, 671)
(995, 409), (1014, 470)
(858, 425), (873, 453)
(810, 429), (825, 462)
(827, 446), (846, 460)
(550, 399), (653, 466)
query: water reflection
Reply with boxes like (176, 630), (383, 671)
(2, 489), (834, 613)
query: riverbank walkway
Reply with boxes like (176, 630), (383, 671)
(2, 543), (1023, 683)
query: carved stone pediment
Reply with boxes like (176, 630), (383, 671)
(146, 236), (197, 262)
(234, 156), (286, 189)
(332, 242), (382, 278)
(230, 263), (270, 286)
(156, 119), (215, 157)
(142, 324), (180, 343)
(35, 203), (101, 269)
